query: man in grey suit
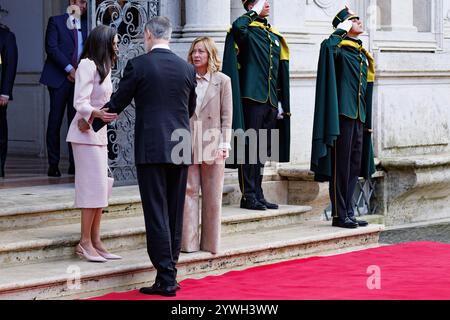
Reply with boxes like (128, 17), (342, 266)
(93, 17), (196, 297)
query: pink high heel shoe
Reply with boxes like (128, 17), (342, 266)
(75, 244), (107, 263)
(94, 247), (122, 260)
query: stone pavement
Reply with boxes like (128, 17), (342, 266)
(380, 222), (450, 244)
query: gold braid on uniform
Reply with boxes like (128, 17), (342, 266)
(249, 21), (290, 61)
(226, 22), (290, 62)
(338, 40), (375, 82)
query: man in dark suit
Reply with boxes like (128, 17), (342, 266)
(0, 8), (18, 178)
(40, 0), (88, 177)
(93, 16), (197, 297)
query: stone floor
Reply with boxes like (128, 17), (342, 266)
(0, 155), (242, 189)
(0, 155), (73, 189)
(380, 223), (450, 244)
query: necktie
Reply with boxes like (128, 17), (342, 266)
(71, 19), (79, 68)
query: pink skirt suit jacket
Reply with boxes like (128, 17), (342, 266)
(66, 58), (113, 208)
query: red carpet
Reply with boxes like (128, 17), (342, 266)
(90, 242), (450, 300)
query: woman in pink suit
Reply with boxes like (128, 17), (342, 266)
(66, 25), (120, 263)
(181, 37), (233, 254)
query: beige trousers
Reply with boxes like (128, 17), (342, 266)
(181, 163), (224, 254)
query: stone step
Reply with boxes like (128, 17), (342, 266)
(0, 205), (312, 267)
(321, 214), (385, 225)
(0, 183), (237, 231)
(0, 221), (384, 300)
(0, 174), (290, 231)
(0, 184), (138, 231)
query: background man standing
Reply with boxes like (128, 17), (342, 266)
(93, 17), (197, 297)
(223, 0), (291, 211)
(40, 0), (88, 177)
(311, 7), (376, 229)
(0, 5), (18, 178)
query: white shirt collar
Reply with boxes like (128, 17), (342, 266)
(69, 15), (81, 30)
(151, 44), (171, 51)
(196, 72), (211, 82)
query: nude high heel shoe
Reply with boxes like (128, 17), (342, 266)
(75, 244), (108, 263)
(94, 247), (122, 260)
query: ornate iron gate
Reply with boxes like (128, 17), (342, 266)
(323, 178), (377, 220)
(90, 0), (160, 185)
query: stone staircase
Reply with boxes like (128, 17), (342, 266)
(0, 169), (384, 300)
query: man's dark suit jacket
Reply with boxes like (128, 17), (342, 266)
(93, 48), (197, 165)
(40, 14), (88, 89)
(0, 25), (18, 100)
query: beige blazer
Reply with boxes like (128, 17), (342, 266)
(191, 71), (233, 164)
(66, 58), (113, 146)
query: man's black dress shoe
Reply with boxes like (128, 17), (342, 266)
(240, 198), (266, 211)
(348, 216), (369, 227)
(258, 199), (279, 210)
(47, 165), (61, 177)
(68, 164), (75, 175)
(139, 283), (177, 297)
(332, 217), (358, 229)
(159, 281), (180, 290)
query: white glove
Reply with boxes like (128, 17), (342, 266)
(277, 102), (284, 120)
(252, 0), (265, 16)
(336, 19), (353, 32)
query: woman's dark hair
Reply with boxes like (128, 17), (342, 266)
(80, 25), (117, 84)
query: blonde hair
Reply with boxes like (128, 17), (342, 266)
(187, 37), (221, 74)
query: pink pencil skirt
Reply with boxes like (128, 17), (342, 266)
(72, 143), (109, 208)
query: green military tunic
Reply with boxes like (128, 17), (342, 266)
(222, 9), (291, 166)
(310, 28), (376, 182)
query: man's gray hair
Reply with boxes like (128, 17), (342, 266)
(145, 16), (172, 40)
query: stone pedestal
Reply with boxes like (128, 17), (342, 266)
(380, 154), (450, 226)
(278, 166), (330, 218)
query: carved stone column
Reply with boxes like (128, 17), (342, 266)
(160, 0), (182, 38)
(443, 1), (450, 40)
(230, 0), (244, 23)
(183, 0), (230, 40)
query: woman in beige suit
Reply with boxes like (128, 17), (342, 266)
(181, 37), (233, 254)
(66, 26), (120, 262)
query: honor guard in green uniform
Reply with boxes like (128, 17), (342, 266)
(223, 0), (291, 211)
(310, 7), (376, 228)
